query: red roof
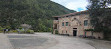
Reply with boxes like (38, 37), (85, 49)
(53, 10), (88, 17)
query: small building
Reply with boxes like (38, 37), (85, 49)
(53, 11), (104, 39)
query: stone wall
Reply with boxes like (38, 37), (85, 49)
(53, 11), (103, 39)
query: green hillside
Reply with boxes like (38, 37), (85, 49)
(0, 0), (76, 32)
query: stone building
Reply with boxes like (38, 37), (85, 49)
(53, 11), (103, 39)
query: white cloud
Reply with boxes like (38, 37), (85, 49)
(51, 0), (69, 5)
(51, 0), (89, 11)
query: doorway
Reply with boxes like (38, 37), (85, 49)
(73, 30), (77, 36)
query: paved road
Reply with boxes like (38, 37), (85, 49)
(6, 33), (111, 49)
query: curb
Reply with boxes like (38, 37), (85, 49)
(0, 33), (14, 49)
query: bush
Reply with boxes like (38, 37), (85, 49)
(26, 30), (34, 34)
(19, 27), (23, 29)
(85, 29), (94, 31)
(19, 29), (25, 33)
(0, 31), (3, 33)
(5, 26), (11, 29)
(8, 30), (17, 33)
(55, 30), (59, 34)
(108, 38), (111, 41)
(0, 26), (4, 31)
(13, 30), (17, 33)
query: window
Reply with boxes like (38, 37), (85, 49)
(54, 17), (58, 20)
(62, 22), (64, 26)
(54, 24), (57, 29)
(84, 20), (88, 26)
(66, 16), (69, 17)
(66, 31), (67, 33)
(66, 22), (69, 26)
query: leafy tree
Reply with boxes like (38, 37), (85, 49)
(87, 0), (111, 39)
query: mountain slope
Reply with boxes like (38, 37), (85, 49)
(0, 0), (76, 32)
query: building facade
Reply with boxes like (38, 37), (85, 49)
(53, 11), (103, 39)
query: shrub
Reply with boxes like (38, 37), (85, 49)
(108, 38), (111, 41)
(55, 30), (59, 34)
(85, 29), (94, 31)
(8, 30), (18, 33)
(0, 26), (4, 32)
(0, 31), (3, 33)
(13, 30), (17, 33)
(5, 26), (11, 29)
(19, 27), (23, 29)
(19, 29), (25, 33)
(26, 30), (34, 34)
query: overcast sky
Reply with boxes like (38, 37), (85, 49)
(51, 0), (89, 12)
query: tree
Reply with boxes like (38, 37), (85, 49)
(21, 24), (31, 33)
(87, 0), (111, 39)
(0, 0), (76, 32)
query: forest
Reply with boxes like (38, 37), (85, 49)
(0, 0), (76, 32)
